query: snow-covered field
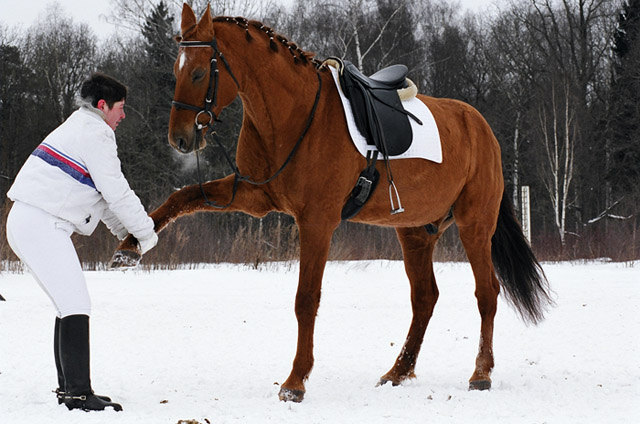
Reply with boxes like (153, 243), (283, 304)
(1, 260), (638, 424)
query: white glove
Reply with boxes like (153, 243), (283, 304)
(137, 232), (158, 255)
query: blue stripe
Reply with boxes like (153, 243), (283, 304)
(41, 142), (89, 173)
(32, 149), (97, 190)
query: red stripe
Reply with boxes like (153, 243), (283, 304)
(36, 145), (90, 178)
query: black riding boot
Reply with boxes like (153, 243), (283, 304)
(54, 317), (112, 404)
(58, 314), (122, 411)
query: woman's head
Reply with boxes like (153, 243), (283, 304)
(80, 73), (127, 108)
(80, 73), (127, 130)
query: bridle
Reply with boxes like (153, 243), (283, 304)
(171, 37), (239, 135)
(171, 35), (323, 209)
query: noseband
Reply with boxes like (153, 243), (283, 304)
(171, 38), (239, 131)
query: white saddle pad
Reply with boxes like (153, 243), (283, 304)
(329, 66), (442, 163)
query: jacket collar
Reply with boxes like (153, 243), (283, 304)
(75, 99), (108, 124)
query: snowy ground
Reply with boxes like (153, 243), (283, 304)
(0, 260), (638, 424)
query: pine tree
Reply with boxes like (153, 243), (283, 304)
(111, 1), (180, 206)
(607, 0), (640, 194)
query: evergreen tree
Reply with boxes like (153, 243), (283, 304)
(110, 1), (181, 207)
(607, 0), (640, 195)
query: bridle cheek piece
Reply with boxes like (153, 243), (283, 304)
(171, 38), (239, 132)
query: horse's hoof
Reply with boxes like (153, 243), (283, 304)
(278, 387), (305, 402)
(376, 378), (390, 387)
(109, 250), (141, 269)
(377, 377), (401, 387)
(469, 379), (491, 391)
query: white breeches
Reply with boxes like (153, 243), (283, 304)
(6, 201), (91, 318)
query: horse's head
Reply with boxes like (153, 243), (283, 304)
(169, 4), (239, 154)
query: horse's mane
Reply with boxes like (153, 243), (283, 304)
(212, 16), (323, 69)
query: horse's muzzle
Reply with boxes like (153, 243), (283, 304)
(168, 130), (201, 153)
(169, 129), (201, 154)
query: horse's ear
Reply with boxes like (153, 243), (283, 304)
(197, 4), (213, 33)
(181, 3), (197, 35)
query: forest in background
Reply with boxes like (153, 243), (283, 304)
(1, 0), (639, 269)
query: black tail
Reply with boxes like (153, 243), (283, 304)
(0, 293), (5, 301)
(491, 191), (552, 324)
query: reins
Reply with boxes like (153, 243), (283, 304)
(172, 36), (323, 209)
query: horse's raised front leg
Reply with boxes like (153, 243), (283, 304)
(278, 218), (336, 403)
(379, 226), (440, 386)
(110, 175), (274, 267)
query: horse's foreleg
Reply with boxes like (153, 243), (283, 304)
(278, 220), (336, 403)
(379, 226), (440, 386)
(111, 175), (274, 266)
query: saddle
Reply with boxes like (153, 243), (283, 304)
(325, 58), (421, 220)
(328, 57), (419, 156)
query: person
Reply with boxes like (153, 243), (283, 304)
(5, 73), (158, 412)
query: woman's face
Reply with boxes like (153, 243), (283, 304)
(98, 99), (126, 130)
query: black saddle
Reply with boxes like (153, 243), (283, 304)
(348, 64), (409, 90)
(330, 58), (422, 220)
(334, 58), (418, 156)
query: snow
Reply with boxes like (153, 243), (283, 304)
(1, 260), (639, 424)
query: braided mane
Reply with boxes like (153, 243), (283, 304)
(212, 16), (323, 68)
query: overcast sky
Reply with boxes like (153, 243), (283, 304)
(0, 0), (504, 41)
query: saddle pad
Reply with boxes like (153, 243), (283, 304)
(329, 65), (442, 163)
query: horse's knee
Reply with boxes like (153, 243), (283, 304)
(410, 278), (438, 313)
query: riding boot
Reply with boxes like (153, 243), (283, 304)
(54, 317), (112, 405)
(58, 314), (122, 411)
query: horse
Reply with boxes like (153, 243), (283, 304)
(112, 3), (551, 402)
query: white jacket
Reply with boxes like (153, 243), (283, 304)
(7, 106), (154, 240)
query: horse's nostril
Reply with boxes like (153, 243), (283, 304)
(176, 137), (189, 153)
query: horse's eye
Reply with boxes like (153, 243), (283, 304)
(192, 68), (206, 83)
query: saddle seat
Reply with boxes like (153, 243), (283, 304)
(349, 64), (409, 90)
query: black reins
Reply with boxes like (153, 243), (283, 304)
(171, 37), (323, 209)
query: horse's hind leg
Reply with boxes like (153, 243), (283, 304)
(379, 226), (440, 386)
(457, 221), (500, 390)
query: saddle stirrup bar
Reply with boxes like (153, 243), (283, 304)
(389, 181), (404, 215)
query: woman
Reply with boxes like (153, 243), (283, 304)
(6, 73), (157, 412)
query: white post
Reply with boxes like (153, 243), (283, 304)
(521, 185), (531, 243)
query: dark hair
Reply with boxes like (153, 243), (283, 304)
(80, 72), (127, 108)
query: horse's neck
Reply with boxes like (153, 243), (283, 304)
(223, 41), (320, 155)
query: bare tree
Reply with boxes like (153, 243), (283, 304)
(501, 0), (617, 251)
(22, 4), (98, 123)
(537, 76), (576, 247)
(107, 0), (273, 33)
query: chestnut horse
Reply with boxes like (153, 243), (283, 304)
(113, 4), (551, 402)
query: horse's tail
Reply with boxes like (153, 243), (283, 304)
(491, 190), (552, 325)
